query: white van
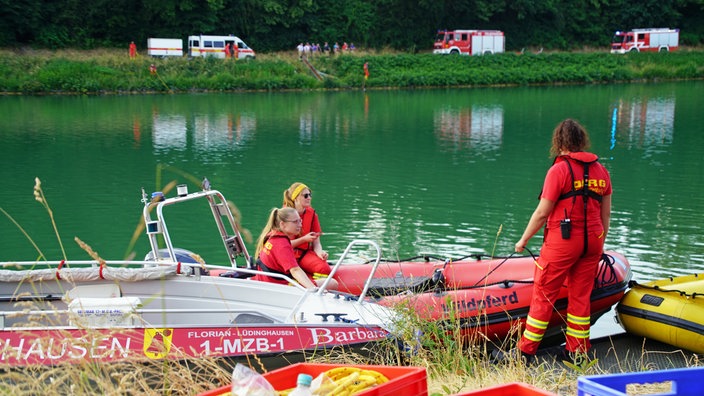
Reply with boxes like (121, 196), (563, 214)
(147, 38), (184, 57)
(187, 35), (256, 59)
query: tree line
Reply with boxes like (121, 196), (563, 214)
(1, 0), (702, 52)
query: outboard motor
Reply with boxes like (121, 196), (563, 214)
(144, 248), (206, 265)
(144, 248), (208, 275)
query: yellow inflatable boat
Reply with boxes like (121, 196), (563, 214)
(616, 274), (704, 354)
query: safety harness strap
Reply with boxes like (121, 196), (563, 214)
(580, 162), (590, 257)
(560, 158), (597, 257)
(558, 159), (602, 203)
(255, 258), (288, 276)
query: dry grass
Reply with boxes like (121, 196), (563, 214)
(2, 339), (695, 395)
(0, 356), (234, 395)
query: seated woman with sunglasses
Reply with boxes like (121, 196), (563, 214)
(282, 182), (338, 290)
(252, 207), (319, 290)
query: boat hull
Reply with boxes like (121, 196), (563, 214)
(0, 323), (389, 366)
(616, 273), (704, 354)
(333, 251), (631, 343)
(0, 189), (398, 367)
(0, 269), (394, 366)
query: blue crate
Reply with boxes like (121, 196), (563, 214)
(578, 367), (704, 396)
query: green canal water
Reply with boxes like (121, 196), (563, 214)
(1, 82), (703, 288)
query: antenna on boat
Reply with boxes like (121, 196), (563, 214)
(140, 187), (148, 205)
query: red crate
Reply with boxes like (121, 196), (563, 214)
(453, 382), (556, 396)
(199, 363), (427, 396)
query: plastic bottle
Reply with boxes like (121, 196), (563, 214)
(288, 373), (313, 396)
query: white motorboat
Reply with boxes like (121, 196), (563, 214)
(0, 183), (396, 366)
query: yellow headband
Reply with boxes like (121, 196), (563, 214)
(291, 184), (309, 200)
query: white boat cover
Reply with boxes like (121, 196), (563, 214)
(0, 266), (178, 283)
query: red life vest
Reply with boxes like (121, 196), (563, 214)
(552, 152), (606, 256)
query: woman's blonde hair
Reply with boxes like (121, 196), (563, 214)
(283, 182), (310, 208)
(550, 118), (591, 157)
(254, 207), (299, 259)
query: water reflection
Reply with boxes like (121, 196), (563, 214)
(613, 95), (675, 154)
(434, 105), (503, 152)
(226, 113), (256, 146)
(152, 112), (255, 153)
(606, 91), (704, 280)
(299, 108), (357, 142)
(194, 113), (255, 150)
(153, 114), (187, 151)
(299, 112), (317, 143)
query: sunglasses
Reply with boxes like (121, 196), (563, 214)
(302, 193), (312, 199)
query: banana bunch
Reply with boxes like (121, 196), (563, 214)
(314, 366), (389, 395)
(277, 367), (389, 396)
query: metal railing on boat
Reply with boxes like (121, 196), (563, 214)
(322, 239), (382, 304)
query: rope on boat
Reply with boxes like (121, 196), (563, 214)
(629, 278), (704, 299)
(595, 253), (618, 288)
(463, 279), (534, 290)
(358, 250), (622, 292)
(362, 253), (519, 264)
(472, 251), (523, 287)
(462, 252), (623, 291)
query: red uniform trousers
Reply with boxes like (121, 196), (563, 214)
(296, 249), (331, 281)
(518, 227), (605, 355)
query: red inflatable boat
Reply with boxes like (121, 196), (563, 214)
(327, 251), (632, 344)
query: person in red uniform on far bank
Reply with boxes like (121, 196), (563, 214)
(283, 182), (338, 290)
(495, 118), (612, 365)
(252, 207), (319, 290)
(129, 41), (137, 59)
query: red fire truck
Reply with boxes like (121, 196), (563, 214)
(433, 30), (505, 55)
(611, 28), (679, 54)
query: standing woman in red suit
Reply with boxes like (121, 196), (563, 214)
(511, 118), (612, 364)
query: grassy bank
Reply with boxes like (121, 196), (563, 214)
(1, 48), (703, 94)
